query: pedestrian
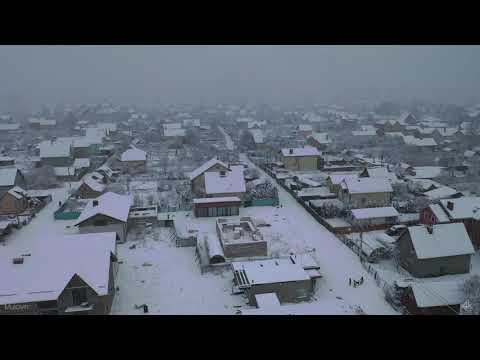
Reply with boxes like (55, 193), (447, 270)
(361, 276), (364, 284)
(349, 278), (352, 286)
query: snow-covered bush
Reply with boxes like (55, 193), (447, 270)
(247, 180), (278, 200)
(461, 274), (480, 315)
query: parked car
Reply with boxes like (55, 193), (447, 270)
(386, 224), (407, 237)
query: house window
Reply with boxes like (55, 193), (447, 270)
(71, 287), (88, 306)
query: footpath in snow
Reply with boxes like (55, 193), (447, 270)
(218, 126), (235, 151)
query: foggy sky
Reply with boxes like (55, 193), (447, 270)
(1, 45), (480, 109)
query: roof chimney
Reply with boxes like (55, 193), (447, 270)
(93, 200), (99, 207)
(447, 201), (454, 211)
(427, 225), (433, 235)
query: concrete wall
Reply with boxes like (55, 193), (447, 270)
(222, 240), (268, 258)
(246, 279), (313, 305)
(78, 215), (127, 243)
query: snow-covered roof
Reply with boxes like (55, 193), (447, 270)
(352, 130), (377, 136)
(164, 128), (186, 137)
(189, 158), (229, 181)
(121, 147), (146, 162)
(0, 167), (20, 187)
(39, 141), (71, 158)
(406, 223), (474, 259)
(6, 186), (28, 200)
(54, 167), (76, 177)
(351, 206), (399, 220)
(439, 197), (480, 220)
(281, 147), (320, 157)
(328, 173), (358, 185)
(82, 175), (106, 193)
(193, 197), (241, 204)
(363, 167), (399, 183)
(232, 258), (310, 286)
(247, 121), (266, 129)
(0, 232), (116, 305)
(254, 293), (281, 309)
(309, 132), (331, 144)
(73, 158), (90, 169)
(249, 129), (264, 144)
(163, 122), (182, 129)
(343, 177), (393, 194)
(407, 166), (445, 179)
(204, 165), (246, 195)
(398, 112), (416, 124)
(428, 204), (450, 223)
(424, 186), (461, 200)
(411, 281), (465, 308)
(297, 187), (334, 198)
(0, 123), (20, 131)
(75, 192), (133, 225)
(298, 124), (313, 131)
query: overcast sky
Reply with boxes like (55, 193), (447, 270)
(1, 45), (479, 109)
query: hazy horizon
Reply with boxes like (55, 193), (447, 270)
(1, 45), (480, 111)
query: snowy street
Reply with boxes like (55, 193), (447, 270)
(218, 126), (235, 151)
(240, 153), (398, 314)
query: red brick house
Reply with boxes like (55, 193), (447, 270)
(420, 197), (480, 248)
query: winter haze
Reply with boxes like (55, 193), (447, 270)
(1, 45), (480, 110)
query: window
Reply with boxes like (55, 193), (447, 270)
(71, 287), (88, 306)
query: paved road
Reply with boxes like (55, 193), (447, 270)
(240, 153), (398, 314)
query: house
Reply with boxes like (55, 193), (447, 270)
(193, 197), (242, 218)
(422, 186), (463, 201)
(349, 206), (399, 229)
(280, 147), (321, 171)
(76, 175), (106, 199)
(216, 217), (267, 258)
(0, 232), (117, 315)
(420, 204), (451, 225)
(0, 167), (26, 199)
(28, 118), (57, 129)
(398, 112), (417, 125)
(74, 192), (133, 243)
(405, 166), (445, 180)
(204, 165), (246, 200)
(249, 129), (265, 148)
(189, 158), (230, 197)
(326, 173), (358, 194)
(0, 123), (21, 134)
(397, 223), (474, 278)
(359, 166), (399, 184)
(297, 124), (313, 138)
(422, 197), (480, 248)
(296, 186), (335, 201)
(0, 187), (29, 215)
(231, 257), (317, 305)
(401, 281), (465, 315)
(39, 141), (73, 167)
(339, 177), (393, 208)
(375, 120), (404, 133)
(307, 132), (332, 150)
(120, 147), (147, 174)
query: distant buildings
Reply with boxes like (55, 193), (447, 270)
(120, 147), (147, 174)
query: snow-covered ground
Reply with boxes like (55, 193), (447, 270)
(240, 153), (398, 315)
(218, 126), (234, 151)
(0, 186), (75, 258)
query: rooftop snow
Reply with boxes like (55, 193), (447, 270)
(439, 197), (480, 220)
(343, 177), (393, 194)
(328, 173), (358, 185)
(121, 147), (146, 162)
(164, 128), (186, 137)
(351, 207), (399, 220)
(411, 281), (465, 308)
(406, 223), (474, 259)
(363, 167), (399, 183)
(0, 232), (116, 305)
(428, 204), (450, 223)
(309, 132), (332, 144)
(188, 158), (229, 181)
(205, 165), (246, 195)
(39, 141), (71, 158)
(75, 192), (133, 225)
(232, 258), (310, 286)
(281, 147), (320, 157)
(408, 166), (445, 179)
(0, 167), (20, 187)
(424, 186), (461, 200)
